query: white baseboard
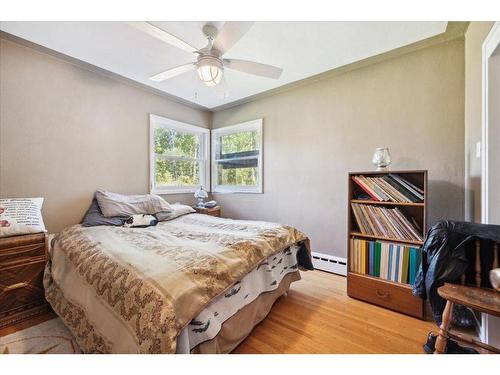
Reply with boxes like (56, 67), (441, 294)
(311, 252), (347, 276)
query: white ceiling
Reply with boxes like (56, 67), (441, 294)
(0, 21), (448, 109)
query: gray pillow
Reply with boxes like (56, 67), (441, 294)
(95, 190), (172, 218)
(81, 199), (126, 227)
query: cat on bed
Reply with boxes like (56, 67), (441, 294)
(123, 214), (158, 228)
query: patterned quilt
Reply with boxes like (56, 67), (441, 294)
(43, 213), (310, 353)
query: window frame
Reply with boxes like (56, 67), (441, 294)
(211, 118), (263, 194)
(149, 114), (210, 195)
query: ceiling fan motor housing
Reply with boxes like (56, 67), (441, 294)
(202, 24), (218, 40)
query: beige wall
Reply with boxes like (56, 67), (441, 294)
(213, 39), (466, 258)
(464, 22), (494, 222)
(1, 35), (468, 258)
(0, 38), (211, 233)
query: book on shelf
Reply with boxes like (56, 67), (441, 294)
(349, 238), (422, 285)
(389, 173), (424, 200)
(351, 202), (423, 242)
(352, 174), (424, 203)
(408, 248), (420, 285)
(368, 241), (375, 276)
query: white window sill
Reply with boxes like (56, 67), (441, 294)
(212, 187), (263, 194)
(151, 188), (198, 195)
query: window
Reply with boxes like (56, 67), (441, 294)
(150, 114), (209, 194)
(211, 119), (263, 193)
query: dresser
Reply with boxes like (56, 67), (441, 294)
(0, 233), (51, 328)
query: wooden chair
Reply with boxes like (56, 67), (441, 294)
(434, 240), (500, 354)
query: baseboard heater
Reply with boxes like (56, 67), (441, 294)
(311, 252), (347, 276)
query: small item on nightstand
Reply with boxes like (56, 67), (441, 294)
(194, 185), (208, 208)
(204, 200), (218, 208)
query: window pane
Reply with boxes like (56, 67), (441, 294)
(212, 120), (262, 192)
(154, 126), (200, 159)
(219, 130), (259, 159)
(155, 158), (200, 187)
(217, 160), (258, 186)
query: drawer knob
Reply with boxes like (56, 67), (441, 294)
(3, 281), (29, 292)
(375, 289), (390, 300)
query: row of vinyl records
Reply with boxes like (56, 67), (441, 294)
(352, 174), (424, 203)
(349, 238), (422, 285)
(351, 202), (423, 242)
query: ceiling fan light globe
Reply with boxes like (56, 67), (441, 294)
(197, 58), (223, 87)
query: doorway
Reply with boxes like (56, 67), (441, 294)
(481, 21), (500, 346)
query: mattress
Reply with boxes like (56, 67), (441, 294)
(176, 244), (301, 353)
(191, 271), (300, 354)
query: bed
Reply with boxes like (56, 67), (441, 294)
(43, 212), (312, 353)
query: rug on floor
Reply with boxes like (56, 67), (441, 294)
(0, 318), (80, 354)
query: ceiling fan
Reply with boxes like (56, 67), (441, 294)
(129, 21), (283, 87)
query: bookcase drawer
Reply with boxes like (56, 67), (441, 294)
(347, 272), (424, 319)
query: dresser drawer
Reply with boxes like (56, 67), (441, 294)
(0, 233), (49, 328)
(347, 272), (424, 319)
(0, 259), (47, 318)
(0, 242), (46, 264)
(0, 233), (46, 263)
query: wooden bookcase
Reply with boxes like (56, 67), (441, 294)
(346, 170), (427, 319)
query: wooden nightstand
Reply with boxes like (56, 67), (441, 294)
(0, 233), (51, 328)
(193, 206), (221, 217)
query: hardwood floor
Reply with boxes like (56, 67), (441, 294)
(1, 270), (437, 353)
(234, 270), (436, 354)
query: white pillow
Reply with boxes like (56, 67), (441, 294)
(95, 190), (172, 218)
(155, 203), (195, 221)
(0, 198), (46, 238)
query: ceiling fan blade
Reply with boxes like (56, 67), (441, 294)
(149, 63), (196, 82)
(128, 22), (198, 54)
(223, 59), (283, 79)
(213, 22), (254, 55)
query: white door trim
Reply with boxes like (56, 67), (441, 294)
(480, 21), (500, 344)
(481, 22), (500, 224)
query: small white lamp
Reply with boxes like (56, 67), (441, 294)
(194, 185), (208, 208)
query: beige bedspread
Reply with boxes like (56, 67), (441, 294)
(44, 213), (309, 353)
